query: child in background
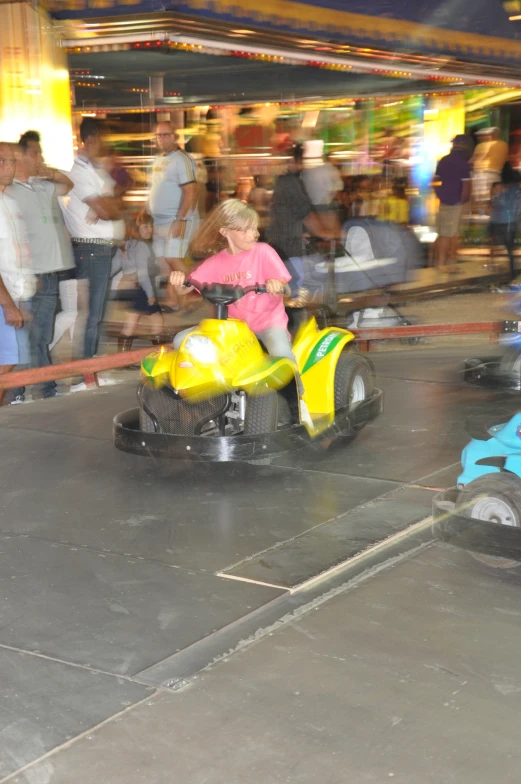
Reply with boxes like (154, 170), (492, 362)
(113, 214), (163, 349)
(382, 179), (409, 225)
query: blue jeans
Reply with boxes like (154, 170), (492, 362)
(74, 243), (114, 358)
(29, 272), (59, 398)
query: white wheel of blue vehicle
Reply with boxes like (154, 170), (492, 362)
(468, 496), (518, 527)
(457, 474), (521, 569)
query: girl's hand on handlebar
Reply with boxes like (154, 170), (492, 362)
(169, 271), (185, 287)
(265, 278), (287, 296)
(169, 271), (194, 294)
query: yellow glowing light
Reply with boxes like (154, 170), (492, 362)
(0, 5), (73, 169)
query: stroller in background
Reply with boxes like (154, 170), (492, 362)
(309, 218), (423, 331)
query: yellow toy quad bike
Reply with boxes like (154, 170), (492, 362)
(113, 284), (383, 462)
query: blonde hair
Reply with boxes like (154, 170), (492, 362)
(189, 199), (259, 260)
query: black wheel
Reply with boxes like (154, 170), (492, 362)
(457, 474), (521, 568)
(243, 390), (290, 435)
(334, 354), (374, 410)
(498, 347), (521, 375)
(333, 353), (374, 443)
(497, 349), (521, 390)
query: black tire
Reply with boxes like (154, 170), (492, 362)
(332, 353), (374, 444)
(457, 474), (521, 527)
(457, 474), (521, 569)
(244, 390), (289, 435)
(498, 347), (521, 375)
(464, 357), (492, 385)
(334, 354), (374, 411)
(497, 349), (521, 390)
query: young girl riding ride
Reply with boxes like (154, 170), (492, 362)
(170, 199), (295, 362)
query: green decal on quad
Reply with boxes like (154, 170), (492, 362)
(302, 332), (345, 374)
(141, 356), (158, 375)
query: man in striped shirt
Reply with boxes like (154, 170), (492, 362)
(147, 122), (199, 310)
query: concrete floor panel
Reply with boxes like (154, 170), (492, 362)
(0, 646), (152, 779)
(14, 544), (521, 784)
(0, 382), (137, 440)
(0, 536), (282, 677)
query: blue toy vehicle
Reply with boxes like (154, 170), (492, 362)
(433, 411), (521, 568)
(456, 412), (521, 527)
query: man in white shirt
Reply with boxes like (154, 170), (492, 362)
(0, 142), (34, 405)
(303, 153), (343, 208)
(8, 130), (74, 399)
(60, 118), (124, 380)
(146, 122), (199, 309)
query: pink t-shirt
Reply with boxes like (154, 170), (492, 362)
(190, 242), (291, 334)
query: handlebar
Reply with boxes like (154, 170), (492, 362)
(182, 281), (271, 308)
(183, 281), (267, 295)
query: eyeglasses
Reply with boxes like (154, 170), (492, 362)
(156, 133), (173, 138)
(0, 158), (16, 166)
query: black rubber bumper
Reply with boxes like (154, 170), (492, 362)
(464, 356), (521, 391)
(113, 388), (383, 462)
(432, 488), (521, 561)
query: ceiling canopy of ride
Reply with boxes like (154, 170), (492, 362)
(50, 0), (521, 108)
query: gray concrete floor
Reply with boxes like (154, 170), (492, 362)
(1, 346), (520, 783)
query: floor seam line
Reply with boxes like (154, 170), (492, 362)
(0, 642), (154, 687)
(0, 423), (111, 442)
(270, 463), (455, 486)
(0, 533), (212, 577)
(269, 463), (406, 483)
(415, 461), (461, 483)
(374, 374), (469, 386)
(0, 690), (162, 784)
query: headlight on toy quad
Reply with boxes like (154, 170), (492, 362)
(185, 335), (218, 364)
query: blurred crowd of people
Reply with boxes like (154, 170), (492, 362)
(0, 116), (519, 405)
(433, 127), (521, 276)
(0, 118), (207, 403)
